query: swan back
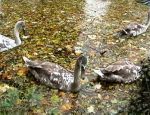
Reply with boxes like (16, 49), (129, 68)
(94, 59), (141, 83)
(23, 55), (87, 92)
(117, 10), (150, 37)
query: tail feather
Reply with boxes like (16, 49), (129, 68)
(93, 69), (104, 78)
(23, 56), (31, 66)
(23, 56), (42, 68)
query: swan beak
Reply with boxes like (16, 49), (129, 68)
(22, 28), (30, 39)
(23, 28), (28, 36)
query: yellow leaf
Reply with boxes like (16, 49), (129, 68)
(60, 103), (73, 112)
(0, 84), (11, 93)
(70, 60), (76, 69)
(17, 67), (28, 76)
(2, 72), (12, 80)
(16, 99), (22, 105)
(58, 91), (66, 97)
(65, 45), (72, 52)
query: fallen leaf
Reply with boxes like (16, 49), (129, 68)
(87, 105), (95, 113)
(88, 35), (96, 40)
(41, 98), (50, 105)
(1, 72), (12, 80)
(111, 99), (118, 104)
(17, 67), (28, 76)
(98, 94), (102, 99)
(58, 91), (66, 97)
(89, 50), (96, 57)
(94, 83), (101, 90)
(74, 46), (83, 55)
(69, 93), (78, 98)
(65, 45), (72, 52)
(16, 99), (22, 105)
(0, 84), (11, 93)
(60, 103), (73, 112)
(104, 95), (109, 100)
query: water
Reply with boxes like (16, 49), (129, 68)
(0, 0), (150, 114)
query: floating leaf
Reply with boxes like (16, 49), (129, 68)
(0, 84), (11, 93)
(87, 105), (95, 113)
(104, 95), (110, 100)
(17, 67), (28, 76)
(1, 72), (12, 80)
(60, 103), (73, 112)
(98, 94), (102, 99)
(94, 83), (101, 90)
(111, 99), (118, 104)
(65, 45), (72, 52)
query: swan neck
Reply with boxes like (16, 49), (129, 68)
(145, 12), (150, 28)
(14, 27), (21, 45)
(73, 62), (81, 84)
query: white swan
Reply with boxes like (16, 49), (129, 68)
(0, 21), (26, 52)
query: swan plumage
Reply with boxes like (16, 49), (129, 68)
(93, 59), (141, 83)
(0, 21), (26, 52)
(117, 10), (150, 37)
(23, 55), (87, 92)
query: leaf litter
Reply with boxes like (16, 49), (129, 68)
(0, 0), (150, 114)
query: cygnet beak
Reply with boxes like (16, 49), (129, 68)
(22, 28), (30, 39)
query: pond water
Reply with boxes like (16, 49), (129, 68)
(0, 0), (150, 114)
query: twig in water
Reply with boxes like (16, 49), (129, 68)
(85, 44), (107, 56)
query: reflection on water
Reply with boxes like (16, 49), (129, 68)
(76, 0), (111, 69)
(84, 0), (110, 18)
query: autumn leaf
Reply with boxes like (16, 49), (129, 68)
(0, 84), (11, 93)
(17, 67), (28, 76)
(87, 105), (95, 113)
(1, 72), (12, 80)
(58, 91), (66, 97)
(65, 45), (72, 52)
(74, 46), (83, 56)
(68, 93), (78, 98)
(94, 83), (102, 90)
(41, 98), (50, 105)
(104, 95), (110, 100)
(60, 103), (73, 112)
(111, 99), (118, 104)
(70, 60), (76, 69)
(16, 99), (22, 105)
